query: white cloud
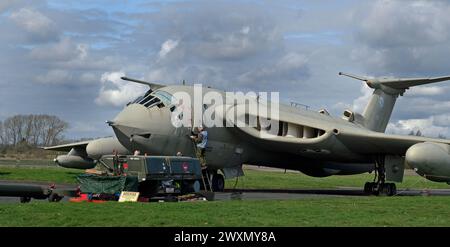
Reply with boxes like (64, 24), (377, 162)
(70, 121), (99, 133)
(387, 115), (450, 138)
(3, 0), (450, 141)
(358, 0), (450, 47)
(30, 37), (86, 61)
(10, 8), (58, 41)
(351, 84), (372, 113)
(432, 114), (450, 127)
(408, 86), (446, 96)
(237, 52), (309, 86)
(10, 8), (53, 32)
(277, 52), (308, 70)
(398, 97), (450, 117)
(77, 44), (88, 60)
(241, 26), (250, 35)
(331, 102), (351, 112)
(95, 71), (148, 107)
(352, 0), (450, 75)
(159, 39), (179, 58)
(79, 72), (98, 84)
(35, 69), (72, 84)
(0, 0), (19, 13)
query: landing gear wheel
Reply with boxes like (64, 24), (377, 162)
(391, 183), (397, 196)
(212, 174), (225, 192)
(364, 182), (397, 196)
(364, 182), (375, 194)
(48, 193), (63, 202)
(364, 157), (396, 196)
(20, 197), (31, 203)
(372, 186), (380, 196)
(385, 183), (396, 196)
(382, 183), (391, 195)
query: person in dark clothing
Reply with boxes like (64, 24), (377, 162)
(112, 149), (120, 175)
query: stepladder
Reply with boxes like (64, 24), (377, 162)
(200, 168), (213, 192)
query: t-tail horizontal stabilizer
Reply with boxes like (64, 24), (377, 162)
(339, 72), (450, 133)
(339, 72), (450, 95)
(121, 76), (165, 90)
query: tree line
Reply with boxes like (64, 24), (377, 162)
(0, 114), (68, 147)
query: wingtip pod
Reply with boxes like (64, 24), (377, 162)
(406, 142), (450, 183)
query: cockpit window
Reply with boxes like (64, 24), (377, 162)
(131, 90), (174, 109)
(152, 90), (173, 106)
(132, 89), (151, 104)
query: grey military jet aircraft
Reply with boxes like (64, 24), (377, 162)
(46, 73), (450, 195)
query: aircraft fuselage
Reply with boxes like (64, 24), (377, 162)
(110, 85), (374, 177)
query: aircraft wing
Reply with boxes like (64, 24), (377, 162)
(42, 140), (90, 152)
(225, 103), (450, 158)
(336, 130), (450, 155)
(236, 125), (450, 158)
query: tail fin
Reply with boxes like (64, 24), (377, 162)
(339, 72), (450, 133)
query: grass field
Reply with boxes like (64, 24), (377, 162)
(0, 164), (449, 226)
(0, 197), (449, 226)
(0, 166), (82, 184)
(231, 168), (450, 190)
(0, 165), (448, 190)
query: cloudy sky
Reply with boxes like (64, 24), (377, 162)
(1, 0), (450, 139)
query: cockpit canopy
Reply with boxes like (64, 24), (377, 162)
(130, 90), (174, 109)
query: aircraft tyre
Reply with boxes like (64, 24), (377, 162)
(364, 182), (396, 196)
(48, 193), (63, 202)
(20, 197), (31, 203)
(391, 183), (397, 196)
(212, 174), (225, 192)
(383, 183), (396, 196)
(364, 182), (375, 195)
(364, 157), (396, 196)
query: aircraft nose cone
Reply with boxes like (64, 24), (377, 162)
(113, 103), (149, 129)
(110, 104), (153, 148)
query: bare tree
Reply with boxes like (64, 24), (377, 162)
(0, 120), (4, 145)
(31, 115), (43, 145)
(41, 115), (69, 146)
(415, 130), (422, 137)
(3, 115), (26, 145)
(23, 115), (34, 144)
(1, 114), (68, 146)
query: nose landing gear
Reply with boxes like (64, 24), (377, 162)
(364, 157), (397, 196)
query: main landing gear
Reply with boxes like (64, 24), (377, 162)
(364, 157), (397, 196)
